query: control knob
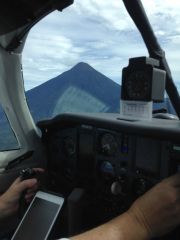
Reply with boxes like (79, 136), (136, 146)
(111, 181), (123, 195)
(134, 178), (147, 196)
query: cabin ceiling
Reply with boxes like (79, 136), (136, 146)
(0, 0), (73, 35)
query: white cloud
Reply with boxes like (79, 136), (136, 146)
(74, 0), (134, 31)
(22, 0), (180, 92)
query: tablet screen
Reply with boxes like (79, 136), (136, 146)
(12, 194), (63, 240)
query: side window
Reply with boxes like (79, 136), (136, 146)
(0, 105), (19, 151)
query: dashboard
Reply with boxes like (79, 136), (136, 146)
(38, 112), (180, 238)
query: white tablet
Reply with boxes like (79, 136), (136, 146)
(11, 191), (64, 240)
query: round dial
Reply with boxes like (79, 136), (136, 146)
(125, 71), (151, 100)
(101, 133), (118, 156)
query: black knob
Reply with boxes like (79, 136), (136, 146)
(134, 178), (147, 196)
(119, 167), (127, 176)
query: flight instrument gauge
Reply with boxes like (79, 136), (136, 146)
(100, 133), (118, 156)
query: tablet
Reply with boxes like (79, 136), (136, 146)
(11, 191), (64, 240)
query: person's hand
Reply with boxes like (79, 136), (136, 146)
(127, 173), (180, 238)
(0, 168), (44, 219)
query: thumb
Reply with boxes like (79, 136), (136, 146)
(11, 177), (37, 195)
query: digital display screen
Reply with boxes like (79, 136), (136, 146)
(12, 198), (60, 240)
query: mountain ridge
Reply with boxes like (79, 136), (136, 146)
(26, 62), (121, 121)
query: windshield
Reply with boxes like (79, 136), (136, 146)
(22, 0), (180, 122)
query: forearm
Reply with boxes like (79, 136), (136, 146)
(70, 212), (149, 240)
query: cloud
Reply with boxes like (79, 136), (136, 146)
(22, 0), (180, 92)
(74, 0), (134, 31)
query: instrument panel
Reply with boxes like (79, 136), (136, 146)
(46, 125), (171, 191)
(38, 112), (180, 237)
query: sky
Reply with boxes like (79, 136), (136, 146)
(22, 0), (180, 91)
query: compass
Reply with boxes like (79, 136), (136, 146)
(121, 57), (166, 102)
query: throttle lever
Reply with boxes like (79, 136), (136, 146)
(19, 168), (36, 181)
(19, 168), (36, 219)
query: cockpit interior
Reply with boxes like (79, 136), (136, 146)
(0, 0), (180, 239)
